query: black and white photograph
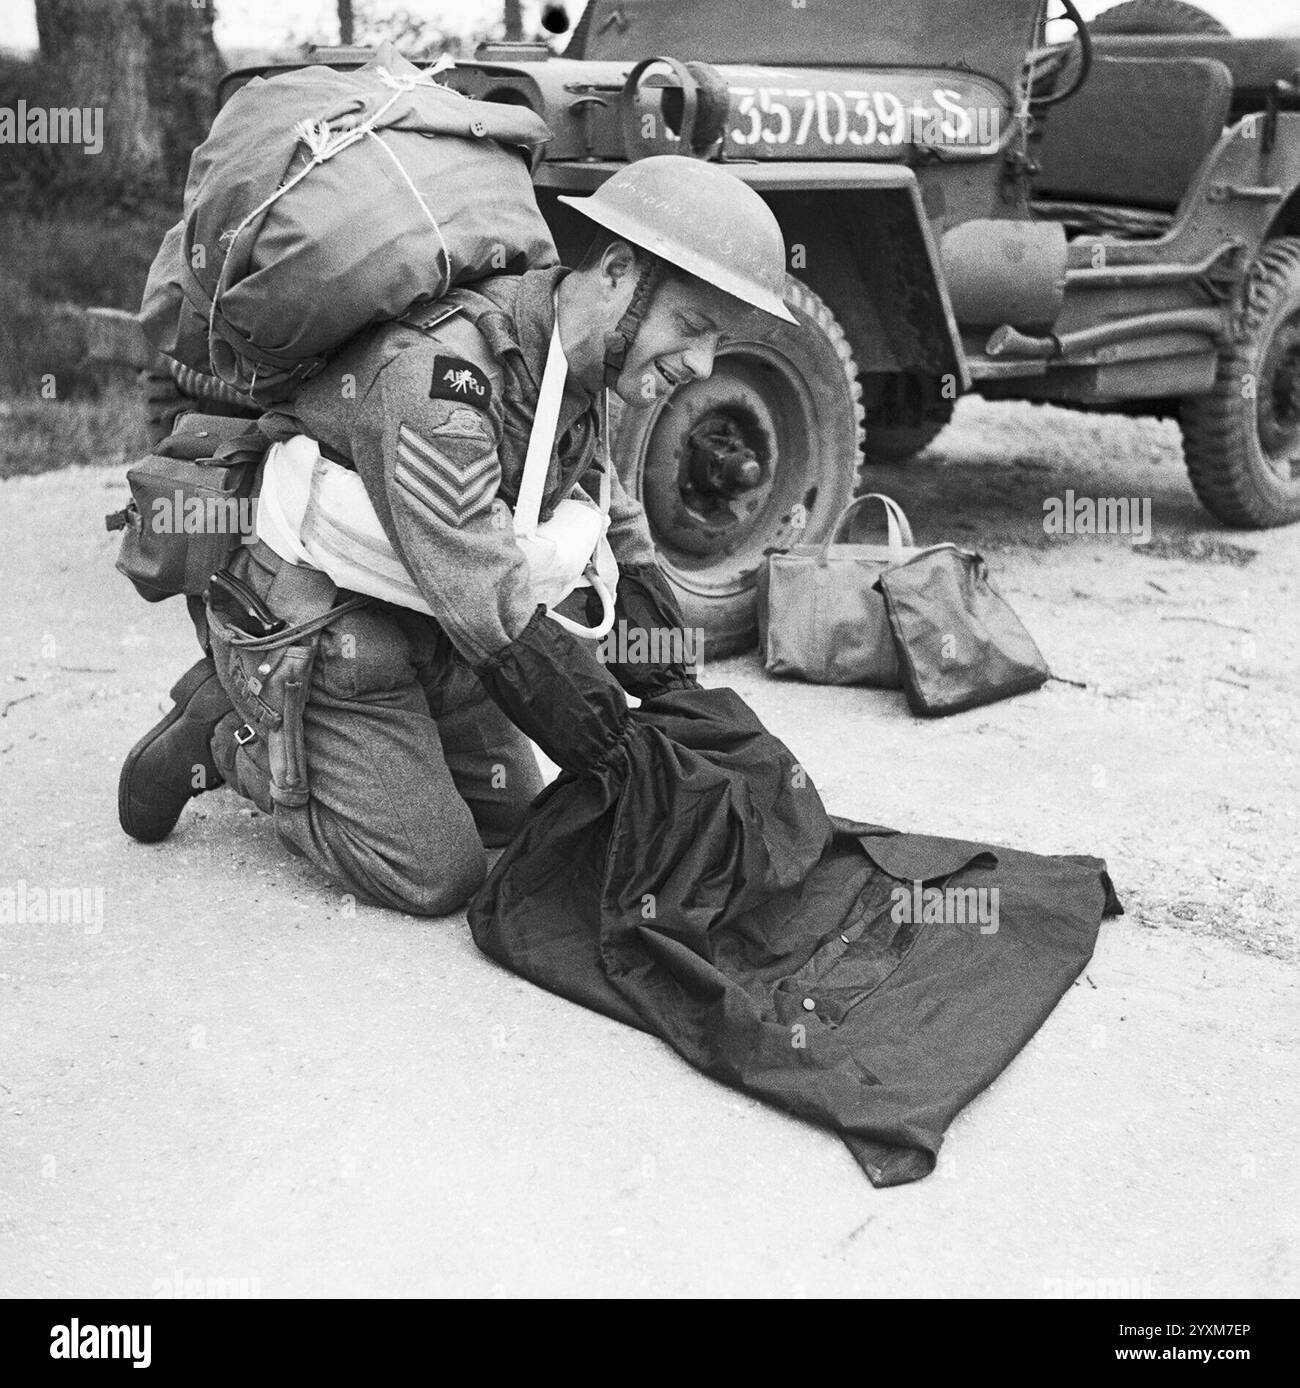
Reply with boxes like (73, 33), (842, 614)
(0, 0), (1296, 1329)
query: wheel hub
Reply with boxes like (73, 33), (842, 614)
(684, 411), (765, 500)
(640, 357), (800, 561)
(620, 278), (864, 647)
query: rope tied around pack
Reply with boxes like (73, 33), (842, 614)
(208, 59), (457, 365)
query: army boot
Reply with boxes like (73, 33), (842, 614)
(118, 657), (231, 843)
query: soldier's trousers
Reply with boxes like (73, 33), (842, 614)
(207, 541), (545, 916)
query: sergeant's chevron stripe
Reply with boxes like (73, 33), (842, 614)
(394, 422), (499, 528)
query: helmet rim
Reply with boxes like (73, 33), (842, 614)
(558, 157), (796, 326)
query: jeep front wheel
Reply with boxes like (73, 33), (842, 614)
(1180, 237), (1300, 528)
(616, 276), (864, 658)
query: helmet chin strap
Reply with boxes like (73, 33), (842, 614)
(602, 255), (661, 391)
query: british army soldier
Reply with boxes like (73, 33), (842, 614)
(117, 157), (796, 914)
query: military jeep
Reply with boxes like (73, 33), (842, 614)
(95, 0), (1300, 654)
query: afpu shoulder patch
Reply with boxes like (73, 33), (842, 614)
(430, 355), (493, 410)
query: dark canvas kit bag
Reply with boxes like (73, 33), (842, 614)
(875, 545), (1051, 717)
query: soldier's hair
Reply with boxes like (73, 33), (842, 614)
(578, 228), (640, 273)
(578, 229), (702, 294)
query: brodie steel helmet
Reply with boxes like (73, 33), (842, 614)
(558, 155), (796, 386)
(559, 155), (795, 324)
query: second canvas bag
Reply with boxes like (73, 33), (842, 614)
(757, 493), (922, 685)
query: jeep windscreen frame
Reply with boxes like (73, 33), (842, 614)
(570, 0), (1044, 96)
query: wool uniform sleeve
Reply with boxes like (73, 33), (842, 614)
(582, 412), (660, 568)
(368, 338), (539, 667)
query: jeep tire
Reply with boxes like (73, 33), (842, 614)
(616, 276), (864, 658)
(1181, 237), (1300, 528)
(1088, 1), (1229, 36)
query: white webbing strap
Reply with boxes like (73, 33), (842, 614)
(513, 314), (568, 539)
(511, 303), (617, 639)
(515, 308), (613, 534)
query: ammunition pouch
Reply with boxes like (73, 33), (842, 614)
(106, 413), (266, 603)
(205, 582), (368, 808)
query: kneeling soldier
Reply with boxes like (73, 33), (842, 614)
(118, 156), (795, 914)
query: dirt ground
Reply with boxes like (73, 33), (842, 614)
(1, 396), (1296, 1298)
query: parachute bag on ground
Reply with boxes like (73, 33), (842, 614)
(140, 43), (558, 402)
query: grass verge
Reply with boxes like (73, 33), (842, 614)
(0, 381), (148, 479)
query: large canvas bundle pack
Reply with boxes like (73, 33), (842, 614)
(140, 44), (558, 403)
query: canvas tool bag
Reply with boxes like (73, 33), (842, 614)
(105, 413), (266, 603)
(758, 493), (922, 685)
(875, 545), (1051, 717)
(140, 44), (558, 402)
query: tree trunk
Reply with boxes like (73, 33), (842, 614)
(504, 0), (524, 41)
(338, 0), (355, 45)
(35, 0), (224, 203)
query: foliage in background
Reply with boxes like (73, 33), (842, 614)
(0, 51), (123, 208)
(0, 384), (146, 479)
(3, 2), (214, 474)
(0, 0), (528, 478)
(0, 204), (173, 398)
(346, 0), (510, 58)
(27, 0), (223, 207)
(0, 173), (170, 471)
(0, 203), (165, 475)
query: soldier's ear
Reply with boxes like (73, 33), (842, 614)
(599, 239), (640, 292)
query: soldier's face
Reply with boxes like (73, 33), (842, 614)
(615, 273), (758, 408)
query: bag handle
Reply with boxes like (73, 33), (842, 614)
(817, 492), (915, 565)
